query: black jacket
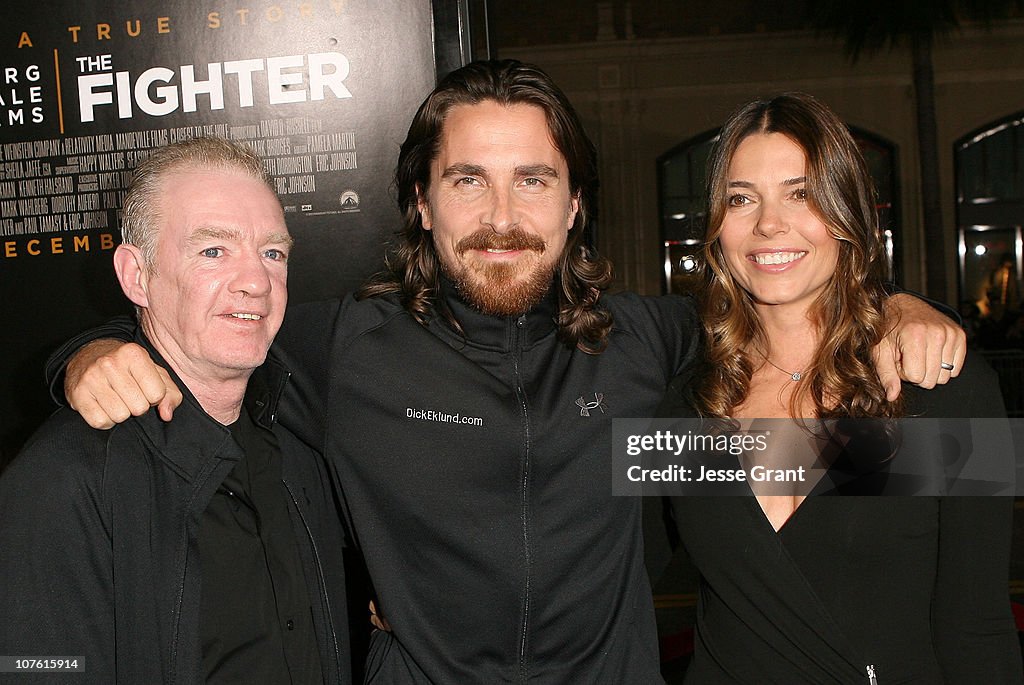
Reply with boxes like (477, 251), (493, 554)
(43, 286), (701, 683)
(273, 283), (701, 683)
(3, 333), (350, 685)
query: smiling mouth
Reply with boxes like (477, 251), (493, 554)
(751, 251), (806, 265)
(230, 313), (263, 321)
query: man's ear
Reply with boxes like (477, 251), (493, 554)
(112, 244), (150, 308)
(416, 183), (433, 231)
(567, 193), (580, 232)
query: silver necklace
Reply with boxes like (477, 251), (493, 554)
(762, 355), (803, 382)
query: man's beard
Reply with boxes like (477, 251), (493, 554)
(444, 226), (559, 317)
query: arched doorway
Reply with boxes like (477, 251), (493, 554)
(956, 111), (1024, 414)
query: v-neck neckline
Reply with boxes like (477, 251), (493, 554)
(750, 492), (815, 535)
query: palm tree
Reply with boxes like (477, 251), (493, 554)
(807, 0), (1022, 301)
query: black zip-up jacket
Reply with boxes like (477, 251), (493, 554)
(4, 332), (350, 685)
(273, 283), (701, 683)
(44, 285), (700, 683)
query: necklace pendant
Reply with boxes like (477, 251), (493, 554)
(791, 371), (802, 381)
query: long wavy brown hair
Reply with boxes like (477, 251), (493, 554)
(695, 92), (902, 418)
(357, 60), (614, 353)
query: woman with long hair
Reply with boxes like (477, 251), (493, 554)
(659, 92), (1021, 683)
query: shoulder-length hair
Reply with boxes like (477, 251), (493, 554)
(696, 92), (902, 418)
(357, 59), (613, 353)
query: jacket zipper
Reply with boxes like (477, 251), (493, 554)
(284, 480), (342, 682)
(169, 530), (190, 685)
(866, 664), (878, 684)
(512, 314), (532, 683)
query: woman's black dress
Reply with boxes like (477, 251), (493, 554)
(658, 356), (1022, 684)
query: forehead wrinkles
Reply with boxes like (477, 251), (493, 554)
(187, 226), (243, 244)
(185, 226), (291, 242)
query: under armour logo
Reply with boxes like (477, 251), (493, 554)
(575, 393), (607, 417)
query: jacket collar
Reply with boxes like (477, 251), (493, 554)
(124, 328), (290, 477)
(435, 275), (560, 352)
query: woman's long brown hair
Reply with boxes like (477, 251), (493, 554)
(695, 92), (902, 419)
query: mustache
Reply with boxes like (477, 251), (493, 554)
(456, 227), (546, 255)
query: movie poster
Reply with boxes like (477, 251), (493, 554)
(1, 1), (440, 459)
